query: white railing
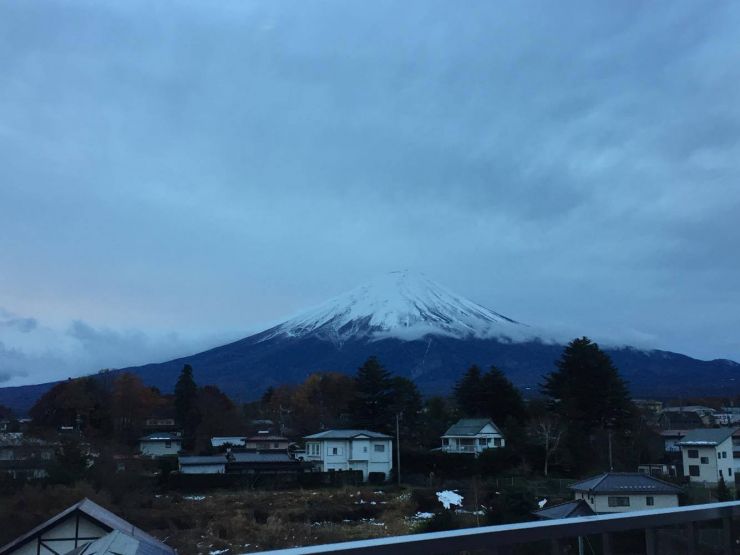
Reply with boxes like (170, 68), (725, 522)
(252, 501), (740, 555)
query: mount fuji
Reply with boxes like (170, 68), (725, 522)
(1, 271), (738, 413)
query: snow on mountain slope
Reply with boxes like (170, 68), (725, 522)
(261, 270), (539, 343)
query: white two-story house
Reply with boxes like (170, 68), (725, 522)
(678, 428), (736, 485)
(570, 472), (683, 514)
(303, 429), (393, 481)
(441, 419), (505, 454)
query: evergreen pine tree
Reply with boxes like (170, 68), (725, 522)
(349, 356), (394, 432)
(480, 366), (527, 427)
(542, 337), (633, 432)
(454, 365), (484, 416)
(174, 364), (200, 448)
(542, 337), (635, 472)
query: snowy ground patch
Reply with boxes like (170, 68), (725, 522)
(436, 490), (464, 509)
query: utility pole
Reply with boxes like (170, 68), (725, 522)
(608, 429), (613, 471)
(396, 412), (402, 486)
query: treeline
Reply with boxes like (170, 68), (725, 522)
(11, 336), (663, 477)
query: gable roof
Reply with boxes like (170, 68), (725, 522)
(304, 429), (392, 440)
(532, 499), (596, 520)
(178, 455), (227, 466)
(0, 499), (174, 555)
(677, 427), (737, 446)
(442, 419), (502, 437)
(570, 473), (683, 495)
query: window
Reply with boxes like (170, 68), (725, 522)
(374, 444), (385, 452)
(165, 441), (172, 448)
(273, 442), (279, 448)
(722, 451), (727, 458)
(308, 443), (320, 456)
(720, 469), (723, 477)
(701, 456), (709, 464)
(608, 496), (630, 507)
(730, 468), (733, 476)
(646, 496), (654, 506)
(442, 438), (449, 445)
(494, 438), (502, 447)
(689, 465), (700, 476)
(332, 447), (338, 455)
(688, 449), (699, 459)
(478, 438), (488, 446)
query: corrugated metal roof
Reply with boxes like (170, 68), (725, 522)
(303, 429), (392, 440)
(68, 530), (174, 555)
(677, 428), (737, 446)
(570, 473), (683, 495)
(442, 419), (501, 437)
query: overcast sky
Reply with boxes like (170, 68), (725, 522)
(1, 0), (739, 387)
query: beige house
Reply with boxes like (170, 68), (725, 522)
(571, 472), (683, 514)
(0, 498), (173, 555)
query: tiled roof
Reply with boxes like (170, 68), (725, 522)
(442, 419), (501, 437)
(677, 428), (737, 446)
(532, 499), (596, 520)
(570, 473), (683, 495)
(304, 429), (392, 440)
(178, 456), (226, 465)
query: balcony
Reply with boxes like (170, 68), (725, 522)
(252, 500), (740, 554)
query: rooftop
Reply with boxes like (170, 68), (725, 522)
(304, 429), (392, 440)
(532, 499), (596, 520)
(442, 419), (501, 437)
(570, 472), (683, 495)
(677, 427), (737, 446)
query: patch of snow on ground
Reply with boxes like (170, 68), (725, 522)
(184, 495), (206, 501)
(413, 512), (434, 519)
(209, 550), (229, 555)
(436, 490), (464, 509)
(538, 499), (547, 509)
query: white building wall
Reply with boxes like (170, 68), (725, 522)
(140, 440), (181, 457)
(682, 439), (734, 484)
(576, 492), (678, 513)
(9, 515), (108, 555)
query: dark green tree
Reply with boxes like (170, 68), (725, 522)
(717, 476), (734, 501)
(390, 376), (423, 439)
(480, 366), (527, 426)
(349, 357), (395, 432)
(454, 365), (484, 415)
(541, 337), (635, 472)
(174, 364), (200, 448)
(454, 365), (527, 432)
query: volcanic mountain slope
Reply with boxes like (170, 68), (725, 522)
(0, 270), (738, 413)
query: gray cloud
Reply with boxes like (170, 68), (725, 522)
(0, 0), (739, 384)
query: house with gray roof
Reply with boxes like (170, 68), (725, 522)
(570, 472), (683, 514)
(677, 428), (737, 485)
(0, 498), (174, 555)
(441, 419), (505, 455)
(303, 429), (393, 481)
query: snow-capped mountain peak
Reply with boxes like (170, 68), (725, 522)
(261, 270), (535, 343)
